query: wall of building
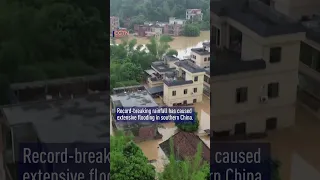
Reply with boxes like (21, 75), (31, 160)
(211, 70), (297, 133)
(190, 52), (210, 68)
(274, 0), (320, 20)
(163, 83), (203, 106)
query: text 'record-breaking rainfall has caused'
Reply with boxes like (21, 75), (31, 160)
(20, 144), (110, 180)
(115, 107), (196, 122)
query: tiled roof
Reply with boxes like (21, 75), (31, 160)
(159, 131), (210, 163)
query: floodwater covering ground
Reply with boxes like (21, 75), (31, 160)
(115, 31), (210, 50)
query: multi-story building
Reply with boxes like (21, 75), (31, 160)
(134, 21), (184, 37)
(163, 60), (206, 106)
(190, 45), (210, 68)
(211, 0), (305, 134)
(110, 16), (120, 33)
(258, 0), (320, 103)
(186, 9), (203, 22)
(169, 17), (186, 25)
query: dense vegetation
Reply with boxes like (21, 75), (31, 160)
(110, 131), (156, 179)
(110, 37), (175, 89)
(110, 0), (210, 30)
(175, 112), (200, 132)
(159, 138), (210, 180)
(0, 0), (107, 104)
(111, 132), (210, 180)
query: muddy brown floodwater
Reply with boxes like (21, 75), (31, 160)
(115, 31), (210, 50)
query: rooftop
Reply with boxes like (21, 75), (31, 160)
(211, 47), (266, 76)
(211, 0), (305, 37)
(174, 60), (206, 74)
(163, 55), (180, 62)
(1, 92), (109, 143)
(203, 42), (210, 48)
(301, 15), (320, 44)
(110, 89), (158, 108)
(205, 67), (210, 75)
(152, 61), (176, 73)
(191, 48), (210, 56)
(159, 131), (210, 163)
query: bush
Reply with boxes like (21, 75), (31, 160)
(183, 24), (200, 37)
(160, 35), (174, 42)
(175, 112), (199, 132)
(115, 80), (140, 88)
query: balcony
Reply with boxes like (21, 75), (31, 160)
(147, 77), (163, 87)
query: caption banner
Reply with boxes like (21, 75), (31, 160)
(211, 143), (271, 180)
(115, 107), (196, 123)
(19, 143), (110, 180)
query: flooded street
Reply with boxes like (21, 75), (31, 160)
(115, 31), (210, 51)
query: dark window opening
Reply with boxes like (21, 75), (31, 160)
(268, 83), (279, 98)
(236, 87), (248, 103)
(270, 47), (282, 63)
(234, 122), (246, 135)
(266, 117), (277, 131)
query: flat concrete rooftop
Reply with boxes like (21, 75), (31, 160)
(1, 92), (109, 143)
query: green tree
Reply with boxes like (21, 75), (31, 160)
(183, 24), (201, 37)
(146, 37), (170, 58)
(159, 138), (210, 180)
(0, 74), (10, 105)
(166, 49), (178, 56)
(110, 131), (156, 180)
(175, 112), (200, 132)
(14, 65), (47, 82)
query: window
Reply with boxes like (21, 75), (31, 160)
(300, 42), (313, 67)
(194, 76), (198, 82)
(172, 91), (176, 96)
(183, 100), (187, 104)
(204, 57), (207, 61)
(212, 26), (221, 46)
(236, 87), (248, 103)
(266, 117), (277, 131)
(184, 89), (188, 94)
(193, 99), (197, 103)
(270, 47), (282, 63)
(268, 82), (279, 98)
(193, 88), (197, 93)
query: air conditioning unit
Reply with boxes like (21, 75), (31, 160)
(260, 96), (268, 103)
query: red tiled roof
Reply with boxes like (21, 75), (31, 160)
(159, 131), (210, 162)
(138, 127), (156, 139)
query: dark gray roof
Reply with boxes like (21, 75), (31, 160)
(10, 73), (107, 90)
(151, 61), (176, 73)
(211, 0), (305, 37)
(205, 67), (210, 75)
(211, 47), (266, 76)
(191, 48), (210, 55)
(163, 55), (179, 61)
(147, 86), (164, 95)
(1, 93), (109, 143)
(174, 60), (206, 73)
(163, 79), (194, 87)
(110, 90), (158, 107)
(203, 42), (210, 47)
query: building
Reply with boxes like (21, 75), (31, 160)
(159, 131), (210, 163)
(0, 92), (109, 180)
(110, 85), (162, 139)
(190, 46), (210, 68)
(186, 9), (203, 22)
(211, 0), (305, 134)
(110, 16), (120, 33)
(257, 0), (320, 104)
(169, 17), (186, 25)
(163, 60), (206, 106)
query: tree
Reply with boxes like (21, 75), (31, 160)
(175, 112), (200, 132)
(146, 37), (170, 58)
(0, 0), (107, 84)
(159, 138), (210, 180)
(183, 24), (201, 37)
(110, 131), (156, 180)
(166, 49), (178, 56)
